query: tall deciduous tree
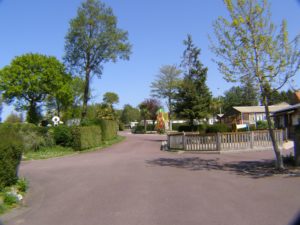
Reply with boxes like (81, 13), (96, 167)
(0, 53), (69, 124)
(151, 65), (182, 130)
(0, 94), (3, 122)
(211, 0), (300, 169)
(174, 35), (212, 125)
(120, 104), (140, 125)
(64, 0), (131, 121)
(103, 92), (119, 108)
(139, 98), (161, 132)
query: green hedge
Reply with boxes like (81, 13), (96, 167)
(0, 126), (23, 189)
(71, 126), (102, 151)
(52, 125), (73, 147)
(206, 123), (231, 133)
(99, 120), (118, 141)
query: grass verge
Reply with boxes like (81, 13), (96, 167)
(23, 135), (126, 161)
(0, 178), (29, 215)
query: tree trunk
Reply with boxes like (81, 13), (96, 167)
(81, 68), (90, 121)
(294, 130), (300, 166)
(27, 101), (39, 125)
(144, 118), (147, 133)
(262, 95), (284, 169)
(168, 97), (172, 131)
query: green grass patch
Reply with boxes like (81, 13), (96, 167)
(23, 146), (74, 161)
(23, 135), (126, 160)
(0, 178), (29, 215)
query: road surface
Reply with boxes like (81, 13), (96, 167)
(2, 132), (300, 225)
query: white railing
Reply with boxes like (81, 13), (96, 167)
(168, 130), (283, 153)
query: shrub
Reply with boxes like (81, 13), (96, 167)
(99, 120), (118, 141)
(178, 125), (198, 132)
(132, 124), (156, 133)
(119, 122), (125, 131)
(3, 193), (18, 205)
(52, 126), (73, 147)
(256, 120), (272, 130)
(206, 123), (231, 133)
(132, 125), (145, 134)
(71, 126), (102, 151)
(0, 126), (23, 189)
(17, 178), (28, 193)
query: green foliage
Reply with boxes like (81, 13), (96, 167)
(222, 85), (258, 113)
(99, 120), (118, 141)
(174, 35), (212, 124)
(119, 122), (125, 131)
(256, 120), (273, 130)
(0, 126), (23, 189)
(0, 53), (69, 125)
(52, 126), (73, 147)
(16, 178), (28, 193)
(23, 146), (74, 160)
(139, 98), (161, 123)
(132, 124), (155, 133)
(120, 104), (140, 125)
(178, 125), (198, 132)
(4, 113), (23, 123)
(103, 92), (119, 107)
(151, 65), (182, 119)
(3, 193), (18, 205)
(71, 126), (102, 151)
(206, 124), (231, 133)
(64, 0), (131, 119)
(96, 103), (117, 121)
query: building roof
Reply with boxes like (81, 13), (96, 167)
(273, 103), (300, 114)
(233, 102), (290, 113)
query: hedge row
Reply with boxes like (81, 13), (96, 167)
(173, 123), (231, 133)
(0, 126), (23, 189)
(72, 126), (102, 151)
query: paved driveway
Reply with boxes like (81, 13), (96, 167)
(2, 132), (300, 225)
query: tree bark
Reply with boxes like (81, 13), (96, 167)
(81, 68), (90, 121)
(168, 97), (172, 131)
(294, 130), (300, 166)
(262, 95), (284, 169)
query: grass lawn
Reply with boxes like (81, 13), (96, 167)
(23, 135), (126, 161)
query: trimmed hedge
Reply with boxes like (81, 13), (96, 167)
(206, 123), (231, 133)
(52, 125), (73, 147)
(0, 126), (23, 189)
(99, 120), (118, 141)
(71, 126), (102, 151)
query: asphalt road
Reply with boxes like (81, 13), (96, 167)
(2, 132), (300, 225)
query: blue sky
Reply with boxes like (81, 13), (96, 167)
(0, 0), (300, 120)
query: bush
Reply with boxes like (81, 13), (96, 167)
(132, 124), (156, 133)
(17, 178), (28, 193)
(206, 123), (231, 133)
(3, 193), (18, 205)
(99, 120), (118, 141)
(119, 122), (125, 131)
(132, 125), (145, 134)
(256, 120), (272, 130)
(171, 123), (188, 131)
(178, 125), (198, 132)
(0, 126), (23, 189)
(52, 126), (73, 147)
(71, 126), (102, 151)
(0, 123), (54, 151)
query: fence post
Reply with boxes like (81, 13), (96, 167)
(250, 131), (254, 149)
(167, 135), (170, 149)
(216, 133), (221, 151)
(183, 132), (186, 150)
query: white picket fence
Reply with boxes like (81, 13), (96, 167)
(167, 130), (283, 153)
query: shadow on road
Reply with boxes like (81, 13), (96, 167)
(146, 157), (300, 179)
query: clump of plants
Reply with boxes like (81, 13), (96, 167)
(0, 178), (29, 215)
